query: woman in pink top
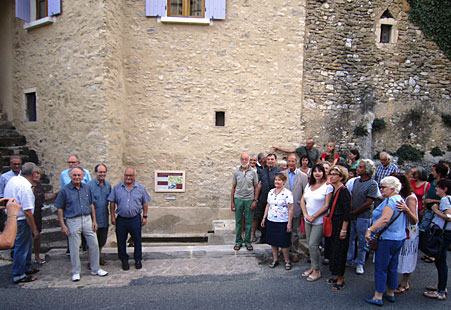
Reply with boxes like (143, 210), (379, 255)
(407, 167), (430, 217)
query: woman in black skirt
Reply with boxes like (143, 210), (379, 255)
(326, 166), (351, 290)
(261, 173), (294, 270)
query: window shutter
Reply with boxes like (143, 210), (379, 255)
(48, 0), (62, 16)
(205, 0), (226, 20)
(15, 0), (30, 22)
(146, 0), (167, 17)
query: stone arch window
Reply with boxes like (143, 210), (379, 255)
(375, 9), (398, 46)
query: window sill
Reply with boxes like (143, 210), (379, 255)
(24, 17), (55, 31)
(159, 16), (211, 25)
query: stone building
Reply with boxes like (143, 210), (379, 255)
(0, 0), (449, 237)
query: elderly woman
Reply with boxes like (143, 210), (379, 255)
(364, 176), (407, 306)
(300, 164), (333, 281)
(261, 173), (294, 270)
(423, 179), (451, 301)
(394, 174), (418, 294)
(325, 166), (351, 291)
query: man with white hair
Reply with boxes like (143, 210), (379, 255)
(374, 152), (399, 188)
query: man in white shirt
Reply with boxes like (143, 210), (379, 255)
(4, 162), (40, 284)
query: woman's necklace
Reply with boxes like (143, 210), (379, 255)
(274, 187), (283, 195)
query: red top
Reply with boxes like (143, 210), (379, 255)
(320, 153), (339, 161)
(410, 179), (430, 213)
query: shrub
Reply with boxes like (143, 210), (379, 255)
(431, 147), (444, 157)
(372, 118), (386, 132)
(395, 144), (424, 164)
(442, 114), (451, 127)
(354, 124), (369, 137)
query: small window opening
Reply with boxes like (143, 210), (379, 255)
(215, 111), (225, 126)
(380, 24), (392, 43)
(381, 10), (393, 19)
(25, 92), (37, 122)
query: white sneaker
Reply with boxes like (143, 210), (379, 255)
(356, 265), (364, 275)
(91, 269), (108, 277)
(72, 273), (80, 282)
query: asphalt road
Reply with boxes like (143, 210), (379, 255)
(0, 253), (449, 309)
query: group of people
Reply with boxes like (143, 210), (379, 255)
(0, 154), (151, 283)
(231, 138), (451, 304)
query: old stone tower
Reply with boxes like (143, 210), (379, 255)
(0, 0), (449, 237)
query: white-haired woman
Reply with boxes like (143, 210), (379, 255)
(364, 176), (407, 306)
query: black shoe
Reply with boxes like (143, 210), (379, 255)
(135, 261), (142, 269)
(122, 260), (130, 271)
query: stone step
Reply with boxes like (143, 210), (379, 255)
(40, 226), (66, 243)
(0, 136), (26, 147)
(0, 120), (14, 129)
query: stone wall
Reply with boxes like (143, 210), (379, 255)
(302, 0), (450, 158)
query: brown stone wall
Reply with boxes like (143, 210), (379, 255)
(303, 0), (450, 157)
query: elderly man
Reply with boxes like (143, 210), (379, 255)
(108, 168), (151, 271)
(55, 167), (108, 282)
(249, 154), (258, 172)
(253, 153), (281, 244)
(282, 154), (308, 261)
(274, 138), (319, 168)
(88, 164), (111, 266)
(4, 162), (40, 283)
(346, 159), (380, 275)
(0, 156), (23, 230)
(231, 153), (259, 251)
(374, 152), (399, 188)
(256, 153), (266, 174)
(60, 155), (91, 188)
(0, 198), (21, 250)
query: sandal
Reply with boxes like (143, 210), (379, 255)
(423, 256), (435, 263)
(233, 244), (242, 251)
(394, 285), (410, 294)
(251, 236), (257, 243)
(424, 291), (447, 300)
(269, 261), (279, 268)
(326, 278), (338, 284)
(246, 245), (253, 251)
(14, 275), (37, 284)
(25, 268), (39, 275)
(307, 271), (321, 282)
(34, 259), (46, 265)
(332, 282), (345, 291)
(425, 285), (448, 294)
(100, 258), (108, 266)
(301, 269), (313, 277)
(285, 262), (292, 270)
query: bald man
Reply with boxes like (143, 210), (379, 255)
(108, 168), (151, 271)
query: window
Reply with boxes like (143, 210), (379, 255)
(380, 24), (392, 43)
(375, 9), (398, 46)
(24, 90), (37, 122)
(168, 0), (204, 18)
(215, 111), (225, 127)
(15, 0), (61, 30)
(146, 0), (226, 20)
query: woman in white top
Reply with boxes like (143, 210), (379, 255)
(300, 164), (333, 281)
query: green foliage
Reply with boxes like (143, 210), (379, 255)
(409, 109), (422, 122)
(372, 118), (386, 132)
(430, 146), (444, 157)
(407, 0), (451, 59)
(354, 124), (369, 137)
(395, 144), (424, 164)
(442, 114), (451, 127)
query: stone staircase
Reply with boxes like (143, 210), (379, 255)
(0, 117), (65, 251)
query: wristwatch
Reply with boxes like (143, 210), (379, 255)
(143, 215), (148, 219)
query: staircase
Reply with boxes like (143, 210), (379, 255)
(0, 117), (65, 251)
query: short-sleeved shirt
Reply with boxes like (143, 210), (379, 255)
(3, 175), (34, 220)
(303, 183), (334, 225)
(350, 178), (380, 219)
(60, 168), (91, 188)
(295, 146), (319, 168)
(108, 181), (151, 218)
(233, 167), (258, 200)
(374, 163), (399, 187)
(320, 153), (340, 163)
(88, 179), (112, 228)
(432, 196), (451, 231)
(372, 194), (407, 240)
(267, 188), (293, 223)
(0, 170), (20, 198)
(54, 183), (93, 219)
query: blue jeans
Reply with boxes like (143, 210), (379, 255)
(374, 239), (404, 293)
(12, 220), (33, 282)
(116, 215), (142, 262)
(346, 218), (371, 266)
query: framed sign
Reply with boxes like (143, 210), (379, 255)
(154, 170), (186, 192)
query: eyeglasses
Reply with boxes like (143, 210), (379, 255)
(67, 161), (78, 164)
(329, 173), (341, 176)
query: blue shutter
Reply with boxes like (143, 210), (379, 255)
(48, 0), (62, 16)
(146, 0), (167, 17)
(15, 0), (30, 22)
(206, 0), (226, 20)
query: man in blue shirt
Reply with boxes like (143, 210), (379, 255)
(0, 156), (22, 231)
(60, 155), (91, 188)
(108, 168), (151, 271)
(374, 152), (399, 188)
(55, 167), (108, 282)
(88, 164), (111, 266)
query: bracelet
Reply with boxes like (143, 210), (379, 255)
(7, 215), (18, 218)
(341, 229), (347, 232)
(367, 228), (372, 233)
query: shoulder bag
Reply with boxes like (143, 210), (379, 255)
(323, 187), (342, 238)
(365, 205), (402, 253)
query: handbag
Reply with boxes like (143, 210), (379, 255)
(365, 206), (402, 253)
(419, 197), (450, 258)
(323, 187), (342, 238)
